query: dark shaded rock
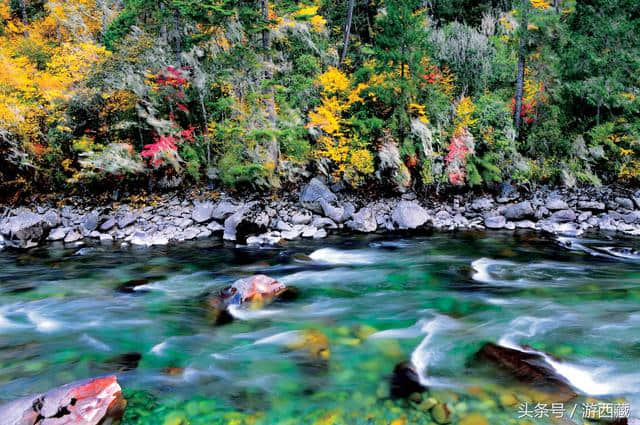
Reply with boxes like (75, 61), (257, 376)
(390, 361), (426, 399)
(484, 215), (506, 229)
(116, 278), (150, 294)
(391, 201), (431, 229)
(503, 201), (534, 220)
(346, 207), (377, 233)
(497, 183), (519, 203)
(0, 375), (126, 425)
(105, 352), (142, 372)
(474, 343), (577, 401)
(300, 178), (337, 213)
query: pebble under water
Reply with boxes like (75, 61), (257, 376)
(1, 231), (639, 425)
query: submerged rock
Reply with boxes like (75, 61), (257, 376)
(390, 361), (426, 399)
(0, 375), (126, 425)
(474, 343), (577, 401)
(206, 275), (292, 324)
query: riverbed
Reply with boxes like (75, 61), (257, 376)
(1, 231), (639, 424)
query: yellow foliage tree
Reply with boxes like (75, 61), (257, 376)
(307, 67), (373, 185)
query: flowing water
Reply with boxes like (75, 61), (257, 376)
(1, 231), (639, 424)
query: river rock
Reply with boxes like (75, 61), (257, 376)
(131, 231), (169, 246)
(300, 178), (337, 213)
(633, 190), (640, 209)
(43, 210), (60, 227)
(0, 376), (126, 425)
(545, 197), (569, 211)
(470, 197), (493, 211)
(291, 212), (312, 225)
(100, 218), (116, 231)
(577, 200), (605, 211)
(391, 201), (431, 229)
(538, 220), (583, 236)
(64, 228), (83, 243)
(192, 201), (215, 223)
(211, 199), (241, 220)
(484, 215), (506, 229)
(82, 211), (100, 232)
(615, 197), (634, 210)
(515, 220), (536, 229)
(223, 202), (265, 242)
(549, 209), (576, 222)
(320, 199), (354, 223)
(207, 221), (224, 233)
(474, 343), (577, 401)
(312, 217), (338, 229)
(48, 227), (68, 241)
(503, 201), (534, 220)
(346, 207), (377, 233)
(117, 212), (137, 229)
(0, 212), (50, 248)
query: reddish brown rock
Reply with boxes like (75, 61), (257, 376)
(0, 375), (126, 424)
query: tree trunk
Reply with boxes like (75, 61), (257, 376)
(514, 11), (527, 137)
(339, 0), (355, 68)
(18, 0), (28, 36)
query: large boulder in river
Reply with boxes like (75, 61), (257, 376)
(474, 343), (577, 401)
(206, 275), (294, 324)
(391, 201), (431, 229)
(346, 207), (377, 233)
(300, 178), (337, 213)
(320, 199), (355, 223)
(0, 375), (126, 425)
(0, 212), (50, 248)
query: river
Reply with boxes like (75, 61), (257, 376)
(0, 231), (639, 424)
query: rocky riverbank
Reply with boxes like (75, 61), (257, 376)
(1, 179), (640, 250)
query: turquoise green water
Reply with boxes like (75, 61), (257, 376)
(1, 231), (639, 424)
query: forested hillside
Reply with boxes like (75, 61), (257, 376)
(0, 0), (639, 200)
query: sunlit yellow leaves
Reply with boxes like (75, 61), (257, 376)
(408, 103), (429, 124)
(530, 0), (551, 10)
(308, 97), (343, 135)
(0, 1), (10, 21)
(350, 149), (374, 174)
(293, 3), (327, 33)
(317, 67), (350, 93)
(455, 96), (477, 129)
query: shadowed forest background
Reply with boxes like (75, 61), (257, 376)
(0, 0), (639, 201)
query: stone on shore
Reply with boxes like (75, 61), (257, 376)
(391, 201), (431, 229)
(484, 215), (506, 229)
(300, 178), (337, 213)
(192, 201), (215, 223)
(503, 201), (534, 220)
(346, 207), (377, 233)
